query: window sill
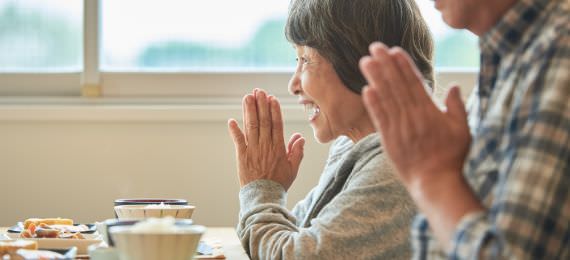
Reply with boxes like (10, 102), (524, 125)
(0, 97), (306, 122)
(0, 70), (478, 97)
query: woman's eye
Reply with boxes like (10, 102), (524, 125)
(295, 57), (311, 70)
(295, 57), (308, 64)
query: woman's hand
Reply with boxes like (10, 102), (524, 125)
(228, 89), (305, 191)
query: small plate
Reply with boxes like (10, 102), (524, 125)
(7, 222), (98, 234)
(28, 247), (78, 259)
(5, 232), (100, 240)
(196, 241), (213, 255)
(2, 234), (102, 254)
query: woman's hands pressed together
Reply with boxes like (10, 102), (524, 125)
(228, 89), (305, 191)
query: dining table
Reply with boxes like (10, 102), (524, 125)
(1, 226), (250, 260)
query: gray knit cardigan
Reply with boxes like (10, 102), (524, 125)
(237, 134), (416, 259)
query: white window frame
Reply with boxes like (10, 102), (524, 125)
(0, 0), (478, 102)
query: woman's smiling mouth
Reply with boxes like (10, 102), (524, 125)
(303, 103), (321, 121)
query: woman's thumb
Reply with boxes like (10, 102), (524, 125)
(289, 137), (305, 174)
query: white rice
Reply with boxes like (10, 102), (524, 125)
(144, 202), (172, 209)
(130, 217), (178, 233)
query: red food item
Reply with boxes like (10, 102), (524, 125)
(34, 227), (60, 238)
(19, 230), (33, 239)
(27, 223), (36, 235)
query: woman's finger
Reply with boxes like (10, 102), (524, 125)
(241, 94), (249, 144)
(227, 119), (246, 155)
(287, 133), (303, 154)
(245, 94), (259, 147)
(256, 89), (272, 144)
(270, 96), (285, 149)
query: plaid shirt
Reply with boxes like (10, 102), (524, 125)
(412, 0), (570, 259)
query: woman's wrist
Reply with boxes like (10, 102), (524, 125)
(239, 179), (288, 211)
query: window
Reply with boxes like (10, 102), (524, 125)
(415, 1), (479, 69)
(100, 0), (479, 71)
(0, 0), (82, 71)
(0, 0), (478, 98)
(102, 0), (293, 71)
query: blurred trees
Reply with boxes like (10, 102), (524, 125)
(137, 19), (479, 69)
(137, 19), (295, 68)
(0, 3), (81, 70)
(0, 3), (478, 70)
(434, 31), (479, 68)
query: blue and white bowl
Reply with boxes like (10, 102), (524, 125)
(114, 205), (195, 220)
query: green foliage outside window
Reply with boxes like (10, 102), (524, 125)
(0, 3), (81, 70)
(137, 20), (295, 68)
(0, 5), (479, 71)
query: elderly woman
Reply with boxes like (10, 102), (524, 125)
(227, 0), (433, 258)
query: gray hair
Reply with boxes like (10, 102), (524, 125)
(285, 0), (434, 94)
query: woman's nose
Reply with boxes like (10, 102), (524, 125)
(288, 72), (301, 96)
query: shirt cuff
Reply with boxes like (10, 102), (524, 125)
(239, 179), (287, 214)
(448, 210), (498, 259)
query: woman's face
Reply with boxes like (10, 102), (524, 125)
(288, 45), (373, 143)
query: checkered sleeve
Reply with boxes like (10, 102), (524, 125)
(448, 35), (570, 259)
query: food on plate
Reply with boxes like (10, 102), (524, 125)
(6, 249), (66, 260)
(19, 218), (87, 239)
(0, 240), (38, 254)
(23, 218), (73, 230)
(0, 241), (64, 260)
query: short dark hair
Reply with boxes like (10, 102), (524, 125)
(285, 0), (434, 94)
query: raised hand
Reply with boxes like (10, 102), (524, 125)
(359, 42), (471, 188)
(359, 42), (483, 247)
(228, 89), (305, 191)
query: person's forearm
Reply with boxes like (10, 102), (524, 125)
(407, 171), (485, 250)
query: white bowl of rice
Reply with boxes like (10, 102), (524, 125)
(110, 217), (205, 260)
(114, 203), (195, 220)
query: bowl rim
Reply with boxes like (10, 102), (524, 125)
(102, 218), (194, 226)
(114, 199), (188, 206)
(114, 204), (195, 210)
(109, 224), (206, 235)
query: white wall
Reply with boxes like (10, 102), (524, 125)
(0, 118), (331, 227)
(0, 72), (476, 227)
